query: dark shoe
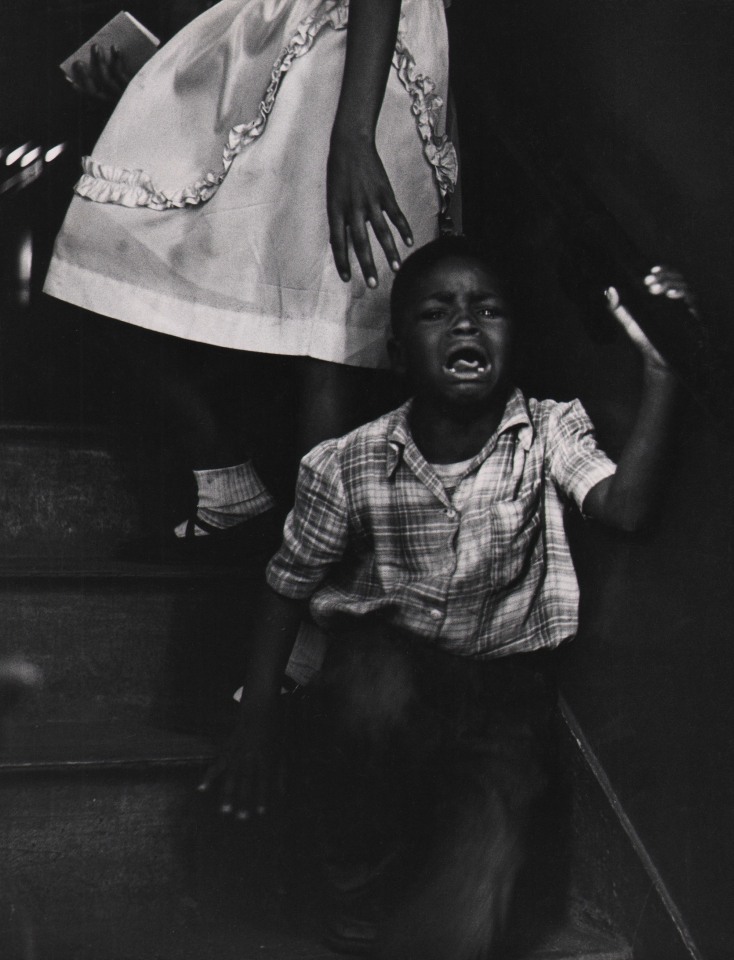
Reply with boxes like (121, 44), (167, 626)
(115, 509), (284, 565)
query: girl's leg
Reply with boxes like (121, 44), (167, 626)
(155, 338), (248, 469)
(294, 357), (397, 456)
(88, 317), (275, 555)
(155, 339), (275, 539)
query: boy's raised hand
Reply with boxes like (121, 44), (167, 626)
(605, 265), (696, 373)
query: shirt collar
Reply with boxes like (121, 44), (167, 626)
(385, 387), (534, 479)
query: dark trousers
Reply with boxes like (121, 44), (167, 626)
(299, 620), (559, 960)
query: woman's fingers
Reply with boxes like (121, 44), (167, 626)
(90, 44), (118, 99)
(71, 61), (104, 100)
(384, 195), (413, 250)
(328, 208), (351, 283)
(335, 204), (411, 288)
(108, 46), (133, 91)
(350, 215), (379, 288)
(72, 45), (128, 102)
(327, 143), (412, 286)
(369, 205), (401, 275)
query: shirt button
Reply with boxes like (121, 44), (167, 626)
(446, 508), (458, 519)
(429, 608), (443, 621)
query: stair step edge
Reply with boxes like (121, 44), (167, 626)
(522, 919), (631, 960)
(0, 720), (217, 773)
(0, 557), (263, 581)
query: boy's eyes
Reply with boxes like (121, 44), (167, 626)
(418, 305), (504, 321)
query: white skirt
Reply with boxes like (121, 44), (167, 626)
(44, 0), (456, 368)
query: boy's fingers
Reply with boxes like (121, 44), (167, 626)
(197, 755), (227, 793)
(604, 286), (621, 310)
(605, 289), (649, 347)
(234, 769), (254, 821)
(606, 291), (667, 367)
(644, 265), (686, 295)
(255, 755), (273, 816)
(218, 772), (237, 815)
(645, 270), (684, 286)
(643, 269), (697, 313)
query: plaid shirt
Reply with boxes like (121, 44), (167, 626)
(267, 388), (616, 670)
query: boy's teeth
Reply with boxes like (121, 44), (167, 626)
(451, 358), (483, 372)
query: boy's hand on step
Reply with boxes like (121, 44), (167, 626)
(197, 701), (279, 822)
(605, 266), (696, 376)
(327, 135), (413, 289)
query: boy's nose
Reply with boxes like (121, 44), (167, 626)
(450, 308), (479, 334)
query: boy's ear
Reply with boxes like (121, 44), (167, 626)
(387, 335), (406, 376)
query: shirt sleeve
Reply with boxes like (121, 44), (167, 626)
(544, 399), (617, 512)
(266, 440), (350, 600)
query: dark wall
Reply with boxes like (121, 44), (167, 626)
(448, 2), (734, 957)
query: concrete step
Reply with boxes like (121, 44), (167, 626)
(44, 908), (632, 960)
(0, 558), (262, 729)
(0, 719), (216, 772)
(0, 425), (145, 557)
(520, 922), (630, 960)
(0, 720), (631, 960)
(0, 722), (218, 932)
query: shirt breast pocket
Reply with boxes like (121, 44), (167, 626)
(484, 482), (543, 591)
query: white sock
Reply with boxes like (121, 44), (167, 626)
(174, 461), (275, 538)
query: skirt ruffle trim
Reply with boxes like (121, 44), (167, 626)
(74, 0), (457, 212)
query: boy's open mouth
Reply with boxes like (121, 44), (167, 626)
(443, 344), (490, 379)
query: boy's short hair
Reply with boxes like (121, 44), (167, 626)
(390, 235), (512, 335)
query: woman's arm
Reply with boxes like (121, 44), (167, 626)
(327, 0), (413, 287)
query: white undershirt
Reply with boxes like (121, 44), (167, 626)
(429, 457), (478, 509)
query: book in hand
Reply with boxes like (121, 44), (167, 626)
(59, 11), (160, 82)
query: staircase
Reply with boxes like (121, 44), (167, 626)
(0, 423), (677, 960)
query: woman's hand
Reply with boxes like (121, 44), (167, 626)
(327, 133), (413, 288)
(70, 43), (132, 104)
